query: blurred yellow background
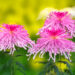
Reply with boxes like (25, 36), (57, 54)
(0, 0), (75, 35)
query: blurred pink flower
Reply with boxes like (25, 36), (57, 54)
(32, 29), (75, 62)
(0, 24), (34, 54)
(39, 11), (75, 36)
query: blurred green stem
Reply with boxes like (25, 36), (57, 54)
(11, 55), (14, 75)
(59, 54), (62, 75)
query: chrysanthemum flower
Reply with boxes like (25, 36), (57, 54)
(39, 11), (75, 36)
(31, 29), (75, 62)
(0, 24), (34, 54)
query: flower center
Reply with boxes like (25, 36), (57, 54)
(51, 36), (58, 39)
(54, 12), (68, 20)
(2, 24), (20, 34)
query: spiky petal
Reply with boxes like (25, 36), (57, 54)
(0, 24), (34, 54)
(39, 11), (75, 36)
(31, 29), (75, 62)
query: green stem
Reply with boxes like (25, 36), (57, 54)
(11, 55), (14, 75)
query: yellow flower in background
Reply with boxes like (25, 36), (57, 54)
(55, 58), (71, 72)
(56, 62), (67, 72)
(46, 70), (56, 75)
(30, 56), (45, 69)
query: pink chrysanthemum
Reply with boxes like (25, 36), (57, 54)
(30, 29), (75, 62)
(39, 11), (75, 36)
(0, 24), (34, 54)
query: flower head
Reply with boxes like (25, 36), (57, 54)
(53, 11), (68, 19)
(39, 11), (75, 36)
(0, 24), (34, 54)
(31, 29), (75, 62)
